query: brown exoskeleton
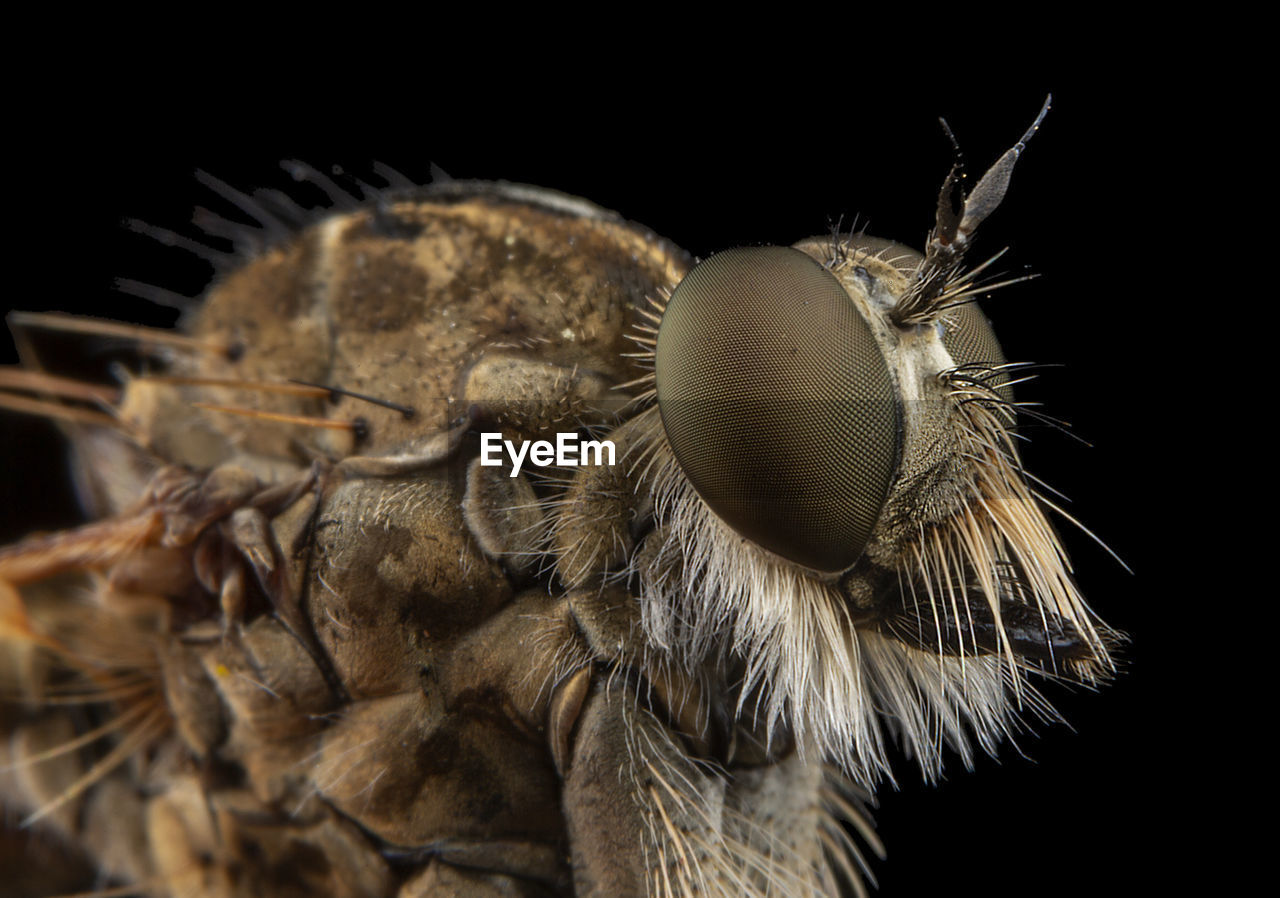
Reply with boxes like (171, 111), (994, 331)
(0, 97), (1117, 897)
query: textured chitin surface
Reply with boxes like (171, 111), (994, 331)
(2, 158), (1108, 896)
(0, 184), (723, 897)
(3, 101), (1116, 898)
(160, 190), (688, 890)
(179, 186), (688, 459)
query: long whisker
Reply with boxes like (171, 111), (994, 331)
(0, 392), (121, 428)
(21, 704), (169, 826)
(0, 369), (121, 404)
(140, 375), (329, 398)
(192, 402), (364, 434)
(8, 311), (238, 358)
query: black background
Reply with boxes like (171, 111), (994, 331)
(1, 73), (1187, 896)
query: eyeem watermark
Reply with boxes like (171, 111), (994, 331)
(480, 432), (617, 477)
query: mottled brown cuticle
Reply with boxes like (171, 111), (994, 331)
(0, 140), (1113, 897)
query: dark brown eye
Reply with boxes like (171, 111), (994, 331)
(655, 246), (899, 572)
(940, 303), (1013, 402)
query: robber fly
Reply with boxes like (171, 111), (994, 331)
(0, 96), (1119, 897)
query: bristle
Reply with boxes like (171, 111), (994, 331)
(633, 723), (869, 898)
(21, 703), (168, 826)
(0, 368), (121, 404)
(0, 580), (58, 650)
(20, 678), (156, 706)
(193, 203), (257, 244)
(140, 374), (329, 398)
(933, 371), (1116, 679)
(930, 272), (1040, 315)
(8, 312), (236, 358)
(286, 379), (417, 419)
(951, 246), (1008, 282)
(625, 377), (1110, 786)
(821, 773), (883, 860)
(0, 513), (160, 587)
(281, 160), (359, 207)
(894, 255), (1037, 325)
(620, 298), (666, 402)
(0, 700), (153, 772)
(191, 402), (361, 432)
(194, 170), (290, 242)
(0, 391), (120, 428)
(371, 161), (416, 190)
(122, 218), (233, 265)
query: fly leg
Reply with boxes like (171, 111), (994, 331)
(550, 413), (657, 589)
(561, 674), (876, 898)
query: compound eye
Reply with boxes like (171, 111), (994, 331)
(940, 303), (1014, 402)
(655, 246), (899, 573)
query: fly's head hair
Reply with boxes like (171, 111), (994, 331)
(623, 96), (1119, 785)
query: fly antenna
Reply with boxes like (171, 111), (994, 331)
(893, 94), (1051, 326)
